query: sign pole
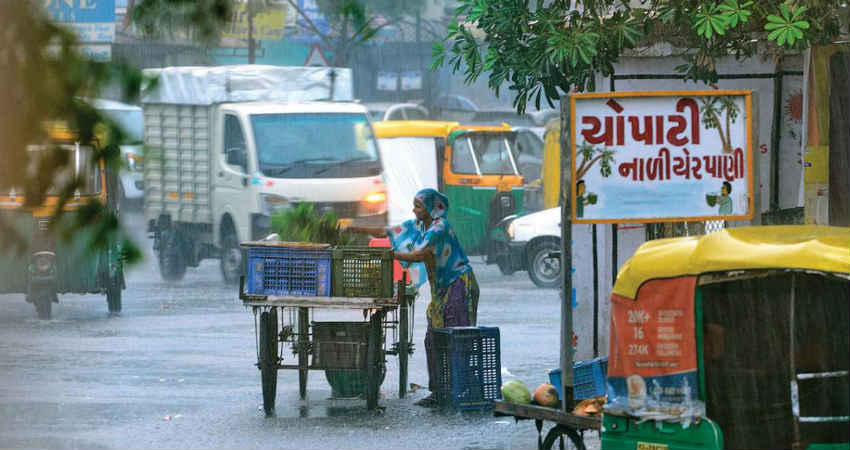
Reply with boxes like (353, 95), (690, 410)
(559, 95), (574, 413)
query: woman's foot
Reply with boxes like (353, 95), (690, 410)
(414, 394), (437, 408)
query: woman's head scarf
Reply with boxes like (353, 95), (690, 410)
(415, 188), (449, 219)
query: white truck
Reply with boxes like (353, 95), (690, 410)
(142, 65), (387, 283)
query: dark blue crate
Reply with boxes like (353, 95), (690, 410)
(244, 245), (332, 296)
(548, 356), (608, 401)
(433, 326), (501, 411)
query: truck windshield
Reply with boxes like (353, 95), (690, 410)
(251, 113), (381, 179)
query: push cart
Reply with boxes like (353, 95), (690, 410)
(240, 274), (415, 413)
(493, 401), (601, 450)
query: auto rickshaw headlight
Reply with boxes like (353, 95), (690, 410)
(32, 252), (55, 275)
(507, 221), (516, 239)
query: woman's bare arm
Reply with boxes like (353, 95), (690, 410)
(394, 247), (434, 263)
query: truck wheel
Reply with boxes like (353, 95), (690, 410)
(34, 294), (52, 320)
(220, 230), (243, 285)
(527, 240), (561, 289)
(159, 228), (186, 282)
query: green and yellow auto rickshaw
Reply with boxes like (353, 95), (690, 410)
(0, 124), (124, 319)
(603, 225), (849, 450)
(373, 120), (525, 264)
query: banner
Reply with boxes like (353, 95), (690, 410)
(570, 91), (753, 223)
(607, 277), (704, 422)
(43, 0), (116, 43)
(223, 3), (286, 41)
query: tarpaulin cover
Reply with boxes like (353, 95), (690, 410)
(607, 276), (705, 423)
(141, 65), (353, 105)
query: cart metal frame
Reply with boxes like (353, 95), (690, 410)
(240, 277), (415, 412)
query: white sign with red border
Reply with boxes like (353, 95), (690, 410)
(569, 90), (754, 224)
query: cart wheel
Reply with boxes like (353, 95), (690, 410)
(398, 292), (409, 398)
(365, 312), (382, 410)
(297, 308), (309, 400)
(259, 309), (278, 415)
(541, 424), (585, 450)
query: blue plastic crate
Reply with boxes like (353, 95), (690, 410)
(433, 326), (502, 411)
(548, 356), (608, 401)
(243, 245), (332, 296)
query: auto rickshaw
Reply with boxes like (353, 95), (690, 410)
(0, 124), (125, 319)
(602, 225), (849, 449)
(372, 120), (525, 263)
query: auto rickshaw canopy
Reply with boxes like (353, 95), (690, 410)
(372, 120), (513, 141)
(613, 225), (850, 299)
(372, 120), (460, 139)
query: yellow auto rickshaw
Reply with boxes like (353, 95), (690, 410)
(603, 225), (849, 449)
(373, 120), (525, 265)
(0, 124), (124, 318)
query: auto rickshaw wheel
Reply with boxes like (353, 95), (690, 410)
(107, 281), (122, 315)
(527, 239), (561, 289)
(159, 228), (186, 282)
(33, 294), (52, 320)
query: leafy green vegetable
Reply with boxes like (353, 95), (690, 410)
(269, 203), (357, 246)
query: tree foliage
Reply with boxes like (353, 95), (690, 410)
(287, 0), (424, 66)
(1, 0), (231, 262)
(432, 0), (849, 113)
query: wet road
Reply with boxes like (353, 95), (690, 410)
(0, 210), (601, 449)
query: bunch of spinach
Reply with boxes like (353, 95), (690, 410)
(269, 203), (357, 246)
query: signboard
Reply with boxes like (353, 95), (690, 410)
(570, 90), (753, 223)
(401, 71), (422, 91)
(377, 72), (398, 91)
(303, 44), (329, 66)
(606, 277), (703, 421)
(43, 0), (116, 43)
(223, 3), (287, 41)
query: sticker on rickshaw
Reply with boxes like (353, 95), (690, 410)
(636, 442), (669, 450)
(606, 276), (705, 422)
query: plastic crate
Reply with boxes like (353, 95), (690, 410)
(433, 326), (502, 411)
(243, 243), (332, 296)
(331, 246), (393, 298)
(548, 356), (608, 401)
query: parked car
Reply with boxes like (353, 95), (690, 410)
(426, 94), (479, 122)
(502, 207), (562, 287)
(366, 102), (429, 121)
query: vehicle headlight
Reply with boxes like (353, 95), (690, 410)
(507, 221), (516, 239)
(358, 191), (387, 216)
(32, 252), (55, 275)
(259, 193), (291, 216)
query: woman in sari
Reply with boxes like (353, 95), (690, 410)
(346, 188), (480, 407)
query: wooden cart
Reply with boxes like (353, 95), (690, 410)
(493, 401), (601, 450)
(240, 277), (415, 412)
